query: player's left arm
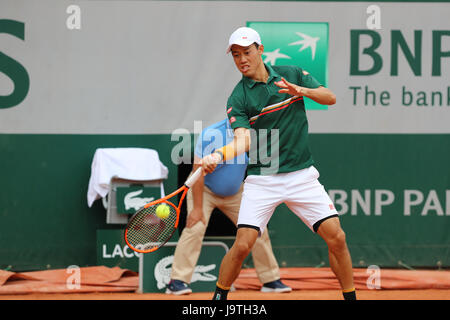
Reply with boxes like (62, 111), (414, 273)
(275, 77), (336, 105)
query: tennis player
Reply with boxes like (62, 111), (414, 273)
(166, 118), (291, 295)
(201, 27), (356, 300)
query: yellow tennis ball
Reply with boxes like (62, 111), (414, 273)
(155, 204), (170, 219)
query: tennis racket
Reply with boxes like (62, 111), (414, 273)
(124, 167), (203, 253)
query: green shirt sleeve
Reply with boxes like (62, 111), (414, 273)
(297, 67), (323, 89)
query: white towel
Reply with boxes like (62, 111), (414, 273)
(87, 148), (169, 207)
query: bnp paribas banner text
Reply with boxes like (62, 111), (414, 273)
(0, 1), (448, 134)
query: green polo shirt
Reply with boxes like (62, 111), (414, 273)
(226, 64), (322, 176)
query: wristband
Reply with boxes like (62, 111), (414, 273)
(215, 144), (236, 161)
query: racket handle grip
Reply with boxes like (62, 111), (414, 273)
(185, 167), (202, 188)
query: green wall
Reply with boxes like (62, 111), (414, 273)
(265, 134), (450, 269)
(0, 133), (449, 271)
(0, 134), (179, 271)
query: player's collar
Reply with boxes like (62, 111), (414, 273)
(243, 64), (280, 88)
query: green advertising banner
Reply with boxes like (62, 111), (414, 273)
(266, 134), (450, 268)
(248, 21), (329, 110)
(115, 186), (162, 215)
(97, 229), (140, 272)
(139, 241), (229, 293)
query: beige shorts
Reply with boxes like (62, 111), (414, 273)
(237, 166), (338, 234)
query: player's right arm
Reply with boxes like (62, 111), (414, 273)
(201, 127), (250, 174)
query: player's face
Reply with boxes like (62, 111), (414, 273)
(231, 44), (264, 79)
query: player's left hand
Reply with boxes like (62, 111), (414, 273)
(275, 77), (308, 97)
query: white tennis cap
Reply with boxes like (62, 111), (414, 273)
(226, 27), (262, 53)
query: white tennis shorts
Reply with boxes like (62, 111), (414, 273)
(237, 166), (338, 234)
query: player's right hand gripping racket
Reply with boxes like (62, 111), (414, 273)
(124, 167), (203, 253)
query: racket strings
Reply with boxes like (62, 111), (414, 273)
(126, 203), (177, 251)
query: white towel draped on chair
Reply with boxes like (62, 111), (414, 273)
(87, 148), (168, 207)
